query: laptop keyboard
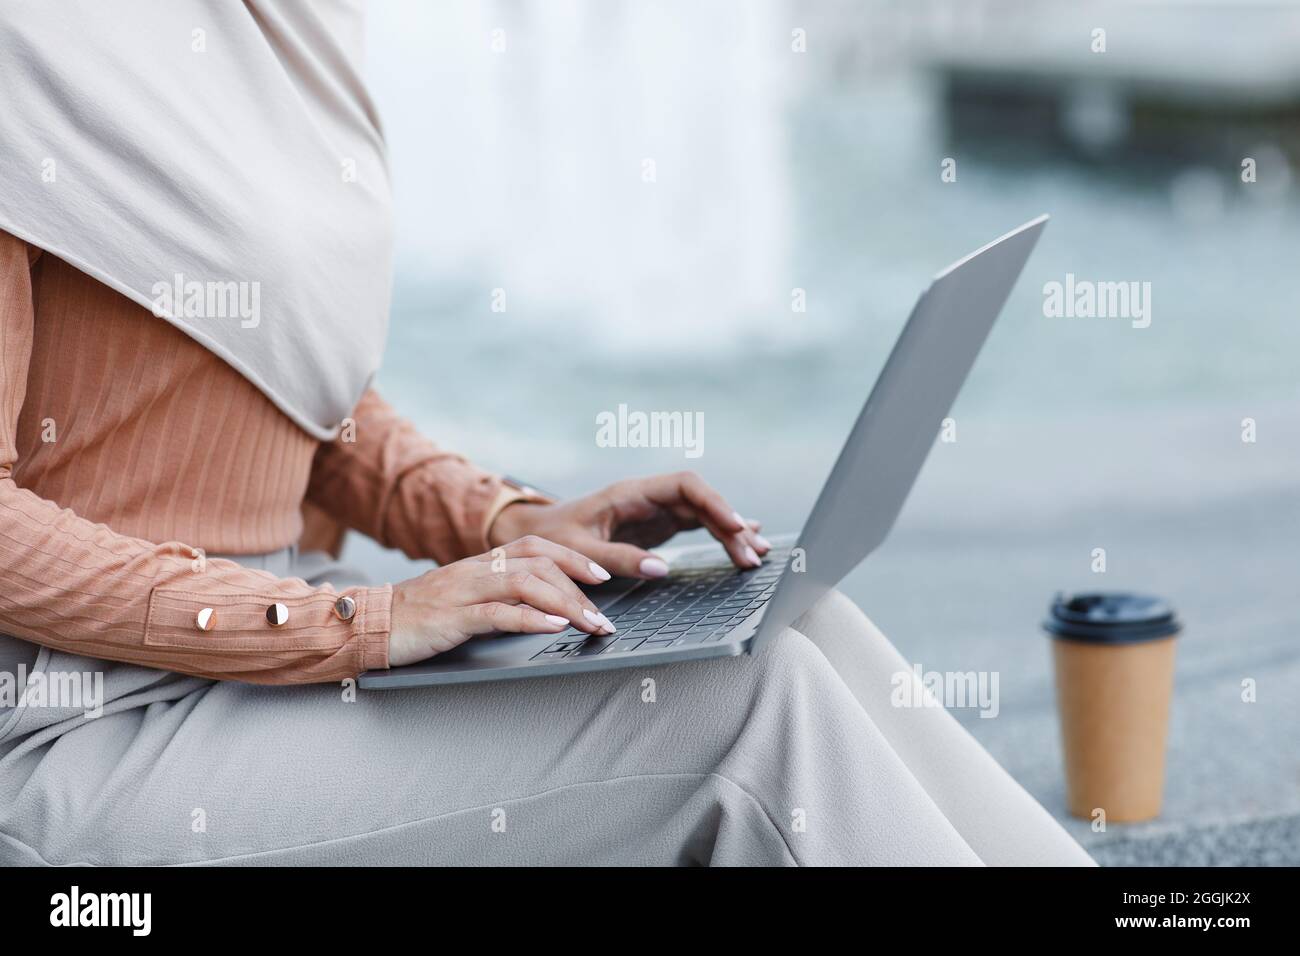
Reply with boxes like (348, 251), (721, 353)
(530, 547), (791, 660)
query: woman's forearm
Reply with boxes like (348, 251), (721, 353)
(0, 475), (390, 684)
(304, 389), (538, 563)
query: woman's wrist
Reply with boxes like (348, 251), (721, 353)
(486, 499), (549, 548)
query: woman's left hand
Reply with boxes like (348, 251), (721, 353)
(487, 471), (770, 579)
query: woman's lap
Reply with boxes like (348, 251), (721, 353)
(0, 584), (1091, 866)
(790, 591), (1094, 867)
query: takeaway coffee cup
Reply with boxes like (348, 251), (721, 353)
(1044, 592), (1181, 823)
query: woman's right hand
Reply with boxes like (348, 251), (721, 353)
(387, 535), (618, 667)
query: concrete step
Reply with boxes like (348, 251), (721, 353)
(1088, 813), (1300, 867)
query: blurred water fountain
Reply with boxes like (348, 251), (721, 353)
(368, 0), (794, 350)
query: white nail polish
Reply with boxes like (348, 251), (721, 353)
(639, 556), (669, 578)
(589, 561), (612, 581)
(733, 510), (746, 527)
(754, 534), (772, 550)
(544, 614), (569, 627)
(744, 546), (761, 566)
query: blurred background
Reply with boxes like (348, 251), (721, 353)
(352, 0), (1300, 864)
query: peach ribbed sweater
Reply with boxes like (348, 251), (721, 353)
(0, 232), (526, 684)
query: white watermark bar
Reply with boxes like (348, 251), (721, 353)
(0, 665), (105, 718)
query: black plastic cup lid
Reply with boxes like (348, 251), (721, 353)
(1043, 592), (1181, 644)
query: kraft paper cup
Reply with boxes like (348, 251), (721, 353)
(1044, 593), (1181, 824)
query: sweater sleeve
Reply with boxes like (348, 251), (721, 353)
(0, 232), (390, 685)
(305, 389), (545, 564)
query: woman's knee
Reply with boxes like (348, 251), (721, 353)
(743, 627), (846, 702)
(792, 588), (888, 648)
(783, 590), (913, 707)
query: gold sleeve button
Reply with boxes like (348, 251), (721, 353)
(266, 602), (289, 627)
(333, 595), (357, 622)
(195, 607), (216, 631)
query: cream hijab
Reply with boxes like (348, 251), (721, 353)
(0, 0), (393, 440)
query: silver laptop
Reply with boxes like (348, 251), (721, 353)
(359, 215), (1047, 689)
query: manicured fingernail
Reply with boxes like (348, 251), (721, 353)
(743, 546), (761, 567)
(589, 561), (611, 581)
(639, 556), (669, 578)
(544, 614), (569, 628)
(754, 534), (772, 551)
(583, 608), (617, 634)
(733, 510), (746, 528)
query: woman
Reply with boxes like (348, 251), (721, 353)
(0, 1), (1090, 865)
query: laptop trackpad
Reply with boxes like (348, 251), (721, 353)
(427, 630), (557, 668)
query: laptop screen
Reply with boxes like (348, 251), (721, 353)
(750, 216), (1048, 651)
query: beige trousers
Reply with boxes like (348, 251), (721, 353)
(0, 549), (1092, 866)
